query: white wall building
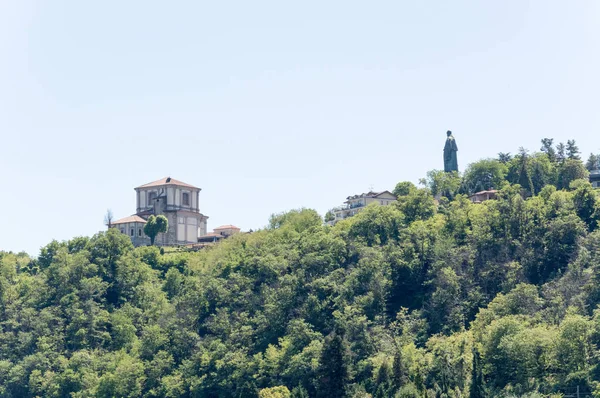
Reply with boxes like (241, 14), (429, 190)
(328, 191), (398, 225)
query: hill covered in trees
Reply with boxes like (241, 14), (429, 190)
(3, 139), (600, 397)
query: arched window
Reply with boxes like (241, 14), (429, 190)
(130, 228), (134, 236)
(182, 192), (190, 206)
(138, 228), (142, 236)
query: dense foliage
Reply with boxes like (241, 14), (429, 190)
(3, 139), (600, 397)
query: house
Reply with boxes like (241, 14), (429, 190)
(197, 225), (241, 243)
(110, 177), (209, 246)
(590, 170), (600, 188)
(468, 190), (498, 204)
(328, 191), (398, 225)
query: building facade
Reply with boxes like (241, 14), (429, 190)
(110, 177), (209, 246)
(329, 191), (398, 225)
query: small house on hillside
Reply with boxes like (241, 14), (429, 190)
(328, 191), (398, 225)
(469, 190), (498, 204)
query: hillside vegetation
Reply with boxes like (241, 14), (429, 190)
(3, 141), (600, 397)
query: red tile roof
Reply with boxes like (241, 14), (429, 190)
(213, 224), (240, 230)
(135, 177), (198, 190)
(111, 215), (147, 225)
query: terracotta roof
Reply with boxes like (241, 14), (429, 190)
(135, 177), (199, 190)
(213, 224), (240, 230)
(111, 215), (147, 225)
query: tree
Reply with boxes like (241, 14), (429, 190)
(462, 159), (507, 194)
(557, 142), (567, 163)
(586, 153), (600, 171)
(104, 209), (114, 228)
(497, 152), (512, 164)
(567, 139), (581, 160)
(516, 148), (535, 196)
(324, 211), (335, 223)
(557, 160), (589, 190)
(541, 138), (557, 163)
(419, 170), (461, 199)
(317, 333), (350, 398)
(393, 181), (417, 197)
(144, 215), (169, 246)
(469, 348), (485, 398)
(374, 361), (391, 397)
(392, 350), (407, 390)
(259, 386), (291, 398)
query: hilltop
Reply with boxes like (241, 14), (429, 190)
(1, 139), (600, 397)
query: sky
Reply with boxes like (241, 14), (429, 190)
(1, 1), (600, 255)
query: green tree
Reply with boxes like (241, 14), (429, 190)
(259, 386), (291, 398)
(557, 142), (567, 163)
(497, 152), (512, 164)
(567, 139), (581, 160)
(324, 210), (335, 223)
(393, 181), (417, 197)
(557, 159), (590, 190)
(469, 348), (485, 398)
(541, 138), (557, 163)
(586, 153), (600, 171)
(317, 333), (350, 398)
(516, 148), (535, 196)
(144, 215), (169, 246)
(419, 170), (461, 198)
(392, 350), (407, 390)
(462, 159), (507, 194)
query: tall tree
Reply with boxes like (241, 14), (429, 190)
(540, 138), (557, 162)
(104, 209), (114, 228)
(567, 139), (581, 160)
(556, 142), (567, 163)
(497, 152), (512, 164)
(392, 350), (407, 390)
(469, 348), (485, 398)
(586, 153), (600, 171)
(516, 148), (535, 196)
(317, 333), (350, 398)
(144, 215), (169, 246)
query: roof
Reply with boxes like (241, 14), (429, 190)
(469, 190), (498, 197)
(346, 191), (397, 200)
(135, 177), (199, 190)
(197, 233), (225, 242)
(111, 215), (147, 225)
(213, 224), (241, 230)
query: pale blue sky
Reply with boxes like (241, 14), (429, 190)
(1, 1), (599, 255)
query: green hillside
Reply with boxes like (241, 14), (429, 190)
(2, 143), (600, 397)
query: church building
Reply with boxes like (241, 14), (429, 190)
(110, 177), (209, 246)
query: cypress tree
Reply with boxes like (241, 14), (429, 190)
(392, 350), (407, 389)
(469, 348), (485, 398)
(317, 333), (350, 398)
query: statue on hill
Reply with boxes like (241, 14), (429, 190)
(444, 130), (459, 172)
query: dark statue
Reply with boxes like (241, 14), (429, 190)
(443, 130), (458, 172)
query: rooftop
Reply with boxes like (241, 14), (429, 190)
(213, 224), (241, 230)
(111, 215), (147, 225)
(135, 177), (199, 190)
(346, 190), (396, 200)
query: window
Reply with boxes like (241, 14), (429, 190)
(138, 229), (142, 236)
(182, 192), (190, 206)
(130, 229), (134, 236)
(178, 217), (185, 224)
(120, 229), (125, 234)
(148, 191), (157, 204)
